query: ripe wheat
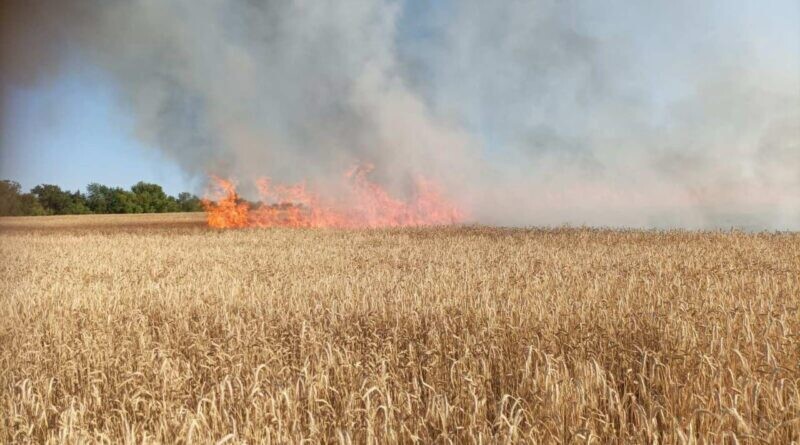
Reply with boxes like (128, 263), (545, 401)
(1, 214), (798, 443)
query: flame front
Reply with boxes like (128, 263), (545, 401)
(203, 165), (464, 229)
(201, 176), (251, 228)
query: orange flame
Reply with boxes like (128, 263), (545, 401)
(201, 176), (250, 228)
(203, 165), (464, 229)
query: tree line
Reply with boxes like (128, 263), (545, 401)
(0, 179), (204, 216)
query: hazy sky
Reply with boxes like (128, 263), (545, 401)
(1, 53), (194, 195)
(1, 0), (798, 228)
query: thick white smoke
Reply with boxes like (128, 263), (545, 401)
(1, 0), (798, 229)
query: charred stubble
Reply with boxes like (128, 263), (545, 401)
(1, 214), (799, 443)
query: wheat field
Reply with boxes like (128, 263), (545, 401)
(1, 213), (799, 443)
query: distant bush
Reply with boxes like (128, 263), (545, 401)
(0, 179), (203, 216)
(0, 180), (46, 216)
(176, 192), (203, 212)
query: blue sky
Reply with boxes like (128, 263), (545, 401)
(1, 60), (197, 195)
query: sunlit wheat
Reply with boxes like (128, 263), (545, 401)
(1, 214), (798, 443)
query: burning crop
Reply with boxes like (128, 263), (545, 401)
(202, 164), (465, 229)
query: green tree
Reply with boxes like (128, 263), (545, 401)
(3, 179), (205, 216)
(109, 188), (141, 214)
(18, 193), (46, 215)
(0, 180), (47, 216)
(66, 191), (92, 214)
(131, 182), (178, 213)
(0, 180), (23, 215)
(86, 183), (112, 213)
(87, 183), (143, 214)
(31, 184), (73, 215)
(31, 184), (92, 215)
(176, 192), (203, 212)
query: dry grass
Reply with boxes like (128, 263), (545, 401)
(0, 213), (205, 233)
(1, 213), (799, 443)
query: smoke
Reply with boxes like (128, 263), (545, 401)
(2, 0), (798, 229)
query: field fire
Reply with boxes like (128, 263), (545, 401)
(2, 0), (798, 442)
(202, 165), (465, 229)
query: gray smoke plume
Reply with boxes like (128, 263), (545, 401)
(2, 0), (798, 229)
